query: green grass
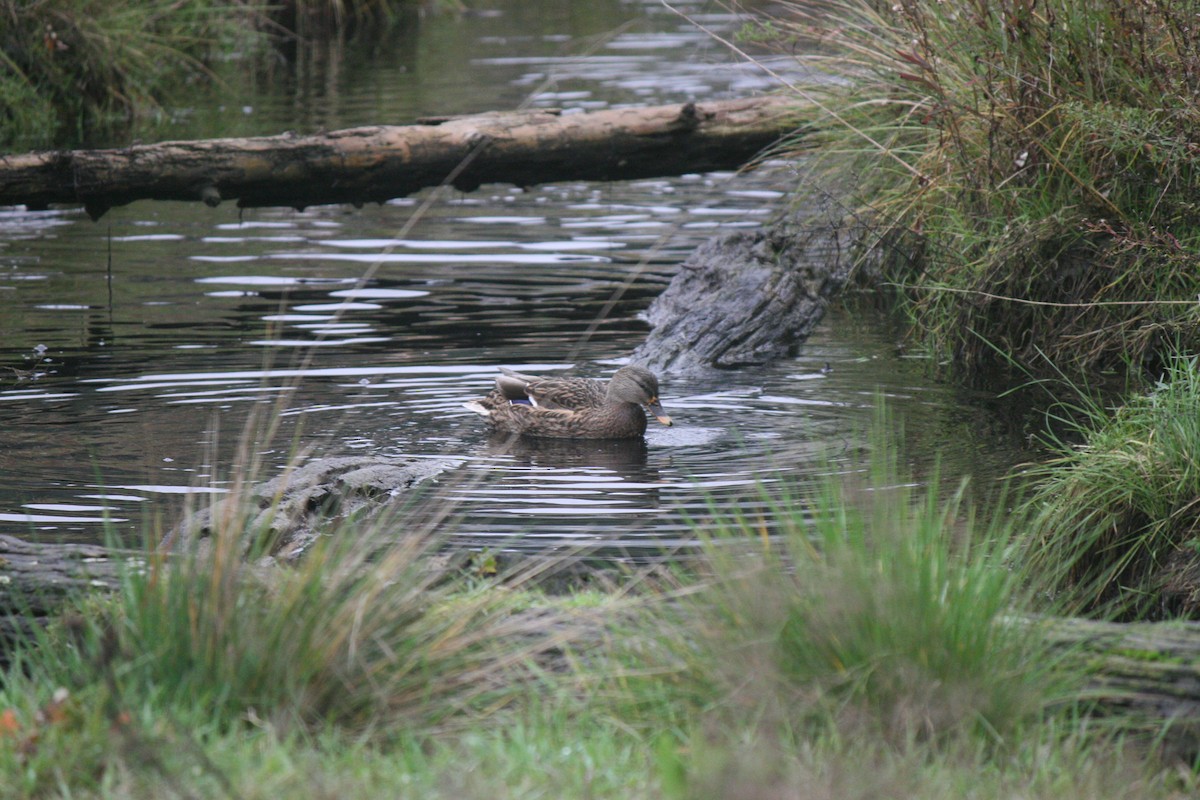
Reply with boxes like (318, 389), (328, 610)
(754, 0), (1200, 389)
(0, 491), (597, 797)
(1023, 354), (1200, 619)
(0, 418), (1194, 797)
(1, 707), (1179, 800)
(0, 694), (663, 799)
(0, 0), (271, 149)
(636, 435), (1061, 749)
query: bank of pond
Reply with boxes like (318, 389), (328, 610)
(3, 415), (1200, 798)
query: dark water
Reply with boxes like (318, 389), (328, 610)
(0, 0), (1026, 551)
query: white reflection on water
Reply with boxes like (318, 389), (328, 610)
(0, 512), (128, 524)
(249, 337), (392, 347)
(328, 288), (428, 299)
(270, 252), (609, 265)
(86, 364), (575, 389)
(195, 275), (358, 286)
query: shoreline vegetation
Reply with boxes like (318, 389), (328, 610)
(765, 0), (1200, 392)
(4, 0), (1200, 796)
(754, 0), (1200, 621)
(9, 418), (1194, 798)
(0, 0), (445, 151)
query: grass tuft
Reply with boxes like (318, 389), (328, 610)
(612, 414), (1072, 798)
(1024, 354), (1200, 619)
(0, 479), (591, 795)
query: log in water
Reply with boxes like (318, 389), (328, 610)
(0, 96), (809, 220)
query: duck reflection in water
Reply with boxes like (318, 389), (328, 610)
(483, 428), (655, 476)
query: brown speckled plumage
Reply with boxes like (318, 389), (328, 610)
(464, 366), (672, 439)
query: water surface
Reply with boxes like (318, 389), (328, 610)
(0, 0), (1027, 552)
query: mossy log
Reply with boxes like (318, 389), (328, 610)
(0, 533), (120, 650)
(1034, 615), (1200, 729)
(0, 96), (808, 220)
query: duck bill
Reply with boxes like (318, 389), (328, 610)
(646, 398), (672, 427)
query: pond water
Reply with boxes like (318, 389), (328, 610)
(0, 0), (1029, 553)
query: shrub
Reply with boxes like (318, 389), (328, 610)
(0, 0), (272, 148)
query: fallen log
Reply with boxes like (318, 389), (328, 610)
(0, 533), (120, 655)
(1039, 616), (1200, 715)
(632, 200), (859, 374)
(1033, 615), (1200, 758)
(0, 96), (809, 220)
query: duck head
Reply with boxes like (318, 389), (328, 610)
(608, 366), (672, 427)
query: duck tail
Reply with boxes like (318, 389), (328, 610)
(463, 400), (491, 417)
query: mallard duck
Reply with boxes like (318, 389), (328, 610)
(464, 365), (672, 439)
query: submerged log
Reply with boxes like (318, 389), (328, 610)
(163, 455), (463, 560)
(0, 96), (808, 220)
(632, 201), (861, 373)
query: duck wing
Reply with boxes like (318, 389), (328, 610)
(496, 368), (606, 410)
(526, 377), (606, 410)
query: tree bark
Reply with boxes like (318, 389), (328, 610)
(0, 534), (118, 653)
(0, 96), (808, 220)
(631, 203), (858, 374)
(1036, 615), (1200, 730)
